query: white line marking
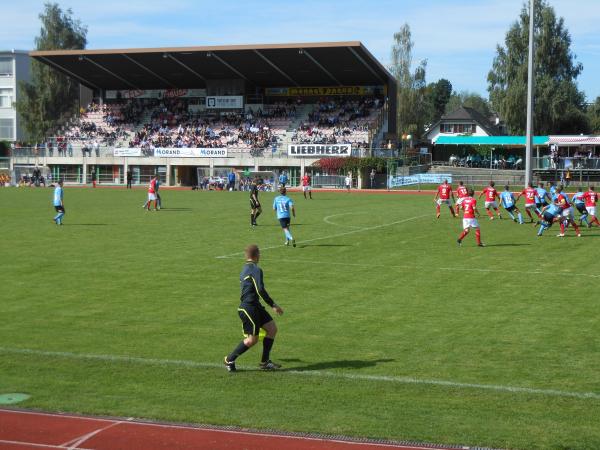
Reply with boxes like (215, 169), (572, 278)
(249, 257), (600, 279)
(216, 214), (430, 259)
(2, 347), (599, 401)
(0, 439), (91, 450)
(323, 212), (363, 229)
(0, 410), (443, 449)
(61, 421), (123, 449)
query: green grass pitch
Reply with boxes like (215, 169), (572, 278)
(1, 187), (600, 449)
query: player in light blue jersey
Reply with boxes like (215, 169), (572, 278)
(273, 187), (296, 247)
(500, 185), (524, 224)
(572, 187), (589, 226)
(537, 203), (561, 236)
(536, 182), (551, 210)
(52, 180), (65, 225)
(548, 181), (558, 200)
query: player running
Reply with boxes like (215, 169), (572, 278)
(250, 178), (262, 227)
(571, 187), (589, 227)
(478, 181), (502, 220)
(537, 202), (562, 236)
(535, 182), (551, 211)
(457, 188), (484, 247)
(52, 179), (65, 225)
(554, 186), (581, 237)
(454, 181), (468, 215)
(583, 186), (600, 227)
(273, 186), (296, 247)
(144, 175), (158, 211)
(515, 182), (541, 222)
(500, 185), (524, 224)
(224, 244), (284, 372)
(434, 179), (456, 219)
(301, 173), (312, 199)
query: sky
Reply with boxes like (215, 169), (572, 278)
(2, 0), (600, 100)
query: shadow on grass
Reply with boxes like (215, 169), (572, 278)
(484, 243), (532, 247)
(157, 208), (193, 211)
(284, 358), (395, 371)
(298, 244), (351, 248)
(66, 223), (111, 226)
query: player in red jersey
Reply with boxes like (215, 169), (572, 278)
(454, 180), (469, 215)
(301, 173), (312, 200)
(554, 185), (581, 237)
(457, 188), (484, 247)
(143, 175), (158, 211)
(478, 181), (502, 220)
(583, 185), (600, 227)
(515, 182), (542, 222)
(434, 179), (456, 218)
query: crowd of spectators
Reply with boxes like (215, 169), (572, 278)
(291, 97), (382, 149)
(129, 98), (279, 150)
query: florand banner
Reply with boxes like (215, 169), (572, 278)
(106, 89), (206, 99)
(388, 174), (453, 188)
(266, 86), (376, 97)
(288, 144), (352, 157)
(154, 148), (228, 158)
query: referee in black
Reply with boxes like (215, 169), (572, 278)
(250, 178), (262, 227)
(225, 244), (284, 372)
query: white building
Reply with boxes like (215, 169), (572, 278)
(424, 106), (503, 143)
(0, 50), (31, 142)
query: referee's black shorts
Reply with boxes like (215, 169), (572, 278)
(250, 199), (261, 209)
(238, 304), (273, 336)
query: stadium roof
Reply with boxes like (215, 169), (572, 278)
(30, 41), (394, 91)
(435, 136), (549, 146)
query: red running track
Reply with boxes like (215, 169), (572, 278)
(0, 409), (458, 450)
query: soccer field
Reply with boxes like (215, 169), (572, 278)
(1, 187), (599, 449)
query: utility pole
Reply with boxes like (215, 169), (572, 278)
(525, 0), (535, 186)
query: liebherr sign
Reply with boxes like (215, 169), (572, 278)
(288, 144), (352, 157)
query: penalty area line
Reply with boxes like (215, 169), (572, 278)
(1, 347), (599, 401)
(215, 214), (430, 259)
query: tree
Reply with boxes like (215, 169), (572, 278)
(390, 24), (428, 139)
(487, 0), (588, 134)
(588, 97), (600, 134)
(427, 79), (452, 121)
(445, 91), (491, 117)
(16, 3), (87, 142)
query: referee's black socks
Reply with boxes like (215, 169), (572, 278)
(262, 337), (274, 363)
(227, 341), (250, 362)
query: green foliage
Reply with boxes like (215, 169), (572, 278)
(445, 91), (492, 118)
(487, 0), (588, 134)
(314, 157), (389, 175)
(15, 2), (87, 142)
(390, 24), (428, 139)
(427, 79), (453, 121)
(586, 97), (600, 134)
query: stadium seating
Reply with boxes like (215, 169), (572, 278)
(50, 96), (382, 153)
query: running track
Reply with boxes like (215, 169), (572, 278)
(0, 409), (461, 450)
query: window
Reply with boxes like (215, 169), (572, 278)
(0, 57), (13, 76)
(0, 88), (13, 108)
(0, 118), (14, 139)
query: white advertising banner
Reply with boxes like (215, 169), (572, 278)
(388, 173), (452, 188)
(106, 89), (206, 99)
(153, 147), (228, 158)
(113, 148), (142, 157)
(288, 144), (352, 157)
(205, 96), (244, 109)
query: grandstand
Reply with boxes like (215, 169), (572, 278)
(11, 42), (396, 186)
